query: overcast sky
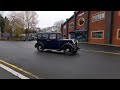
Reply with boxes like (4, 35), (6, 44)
(2, 11), (74, 28)
(36, 11), (74, 28)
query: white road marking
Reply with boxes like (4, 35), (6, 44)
(0, 59), (41, 79)
(79, 42), (120, 47)
(80, 49), (120, 55)
(0, 63), (29, 79)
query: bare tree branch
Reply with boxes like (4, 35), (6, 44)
(53, 20), (64, 32)
(17, 11), (39, 30)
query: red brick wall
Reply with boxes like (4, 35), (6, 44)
(88, 11), (107, 44)
(68, 17), (74, 33)
(63, 24), (67, 38)
(112, 11), (120, 45)
(76, 11), (86, 30)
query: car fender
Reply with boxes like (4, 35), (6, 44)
(59, 42), (73, 50)
(35, 42), (44, 48)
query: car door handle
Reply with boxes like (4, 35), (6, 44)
(47, 40), (51, 41)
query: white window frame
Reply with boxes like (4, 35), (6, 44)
(69, 22), (74, 28)
(91, 30), (104, 39)
(101, 12), (105, 19)
(117, 29), (120, 39)
(78, 12), (85, 16)
(78, 18), (85, 26)
(92, 11), (105, 22)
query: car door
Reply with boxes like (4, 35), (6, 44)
(37, 33), (48, 48)
(46, 34), (60, 49)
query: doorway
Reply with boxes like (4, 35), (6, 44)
(69, 31), (87, 42)
(76, 32), (87, 42)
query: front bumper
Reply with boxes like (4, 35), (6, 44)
(73, 43), (80, 51)
(77, 46), (80, 50)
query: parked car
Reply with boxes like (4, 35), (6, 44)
(27, 33), (37, 41)
(19, 34), (26, 41)
(35, 32), (80, 55)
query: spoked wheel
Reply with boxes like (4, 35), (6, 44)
(37, 44), (44, 52)
(64, 46), (73, 55)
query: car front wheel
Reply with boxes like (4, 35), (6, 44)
(37, 44), (44, 52)
(63, 46), (73, 55)
(73, 50), (77, 53)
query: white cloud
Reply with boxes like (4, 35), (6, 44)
(36, 11), (74, 28)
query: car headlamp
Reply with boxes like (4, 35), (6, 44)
(72, 39), (76, 44)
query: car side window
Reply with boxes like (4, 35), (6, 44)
(57, 34), (62, 39)
(43, 34), (49, 39)
(38, 34), (42, 39)
(49, 34), (56, 39)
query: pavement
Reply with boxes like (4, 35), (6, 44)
(79, 43), (120, 53)
(0, 41), (120, 79)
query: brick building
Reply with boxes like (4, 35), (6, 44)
(61, 11), (120, 45)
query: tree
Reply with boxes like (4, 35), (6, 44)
(0, 11), (5, 16)
(8, 11), (25, 38)
(53, 20), (64, 32)
(8, 11), (25, 29)
(31, 30), (37, 33)
(13, 27), (24, 38)
(17, 11), (39, 30)
(0, 14), (5, 33)
(7, 11), (39, 38)
(3, 16), (11, 33)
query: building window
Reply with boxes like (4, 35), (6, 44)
(78, 18), (85, 26)
(69, 22), (74, 28)
(92, 11), (105, 22)
(117, 29), (120, 39)
(91, 30), (104, 39)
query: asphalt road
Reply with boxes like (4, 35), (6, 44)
(0, 41), (120, 79)
(0, 67), (19, 79)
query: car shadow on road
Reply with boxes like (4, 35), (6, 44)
(34, 50), (79, 56)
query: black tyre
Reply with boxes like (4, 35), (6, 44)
(63, 46), (73, 55)
(37, 44), (44, 52)
(73, 50), (77, 53)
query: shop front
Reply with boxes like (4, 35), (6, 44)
(69, 30), (87, 42)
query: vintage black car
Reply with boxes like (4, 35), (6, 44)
(35, 32), (80, 55)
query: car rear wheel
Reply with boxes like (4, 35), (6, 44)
(63, 46), (73, 55)
(37, 44), (44, 52)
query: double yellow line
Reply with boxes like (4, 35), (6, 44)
(0, 59), (42, 79)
